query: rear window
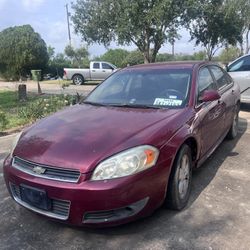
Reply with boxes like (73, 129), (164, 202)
(210, 65), (231, 89)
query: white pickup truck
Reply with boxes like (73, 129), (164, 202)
(63, 61), (117, 85)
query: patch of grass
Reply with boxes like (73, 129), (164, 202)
(35, 79), (101, 86)
(0, 90), (74, 132)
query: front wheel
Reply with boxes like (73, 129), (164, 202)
(72, 74), (84, 85)
(166, 144), (192, 210)
(227, 105), (239, 140)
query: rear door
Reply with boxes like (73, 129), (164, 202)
(228, 55), (250, 102)
(196, 67), (225, 157)
(209, 65), (235, 131)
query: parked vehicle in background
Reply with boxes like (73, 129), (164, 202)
(43, 74), (58, 80)
(4, 61), (240, 227)
(227, 54), (250, 103)
(64, 61), (117, 85)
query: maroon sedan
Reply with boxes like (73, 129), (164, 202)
(3, 62), (240, 227)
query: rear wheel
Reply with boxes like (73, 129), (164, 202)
(166, 144), (192, 210)
(73, 74), (84, 85)
(227, 105), (239, 140)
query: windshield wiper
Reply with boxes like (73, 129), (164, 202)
(106, 103), (162, 109)
(83, 101), (164, 109)
(82, 101), (107, 106)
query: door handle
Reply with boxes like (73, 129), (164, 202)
(102, 70), (105, 72)
(92, 70), (96, 72)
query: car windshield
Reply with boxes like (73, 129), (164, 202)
(84, 68), (192, 109)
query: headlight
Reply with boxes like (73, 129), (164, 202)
(10, 132), (22, 156)
(91, 145), (159, 181)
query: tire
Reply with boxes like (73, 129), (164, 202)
(166, 144), (192, 210)
(72, 74), (84, 85)
(227, 104), (239, 140)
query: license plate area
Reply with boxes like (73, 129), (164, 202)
(20, 184), (51, 211)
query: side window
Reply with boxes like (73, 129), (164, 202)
(197, 67), (217, 102)
(228, 56), (250, 72)
(102, 63), (113, 70)
(210, 65), (230, 89)
(93, 63), (100, 69)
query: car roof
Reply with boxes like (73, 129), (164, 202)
(124, 61), (214, 70)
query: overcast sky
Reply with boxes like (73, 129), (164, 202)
(0, 0), (203, 58)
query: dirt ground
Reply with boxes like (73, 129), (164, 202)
(0, 80), (96, 96)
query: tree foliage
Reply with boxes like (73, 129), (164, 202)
(0, 25), (48, 80)
(96, 49), (129, 68)
(72, 0), (184, 63)
(121, 50), (144, 66)
(64, 45), (89, 68)
(226, 0), (250, 54)
(47, 46), (55, 60)
(46, 50), (71, 77)
(185, 0), (243, 60)
(218, 46), (241, 64)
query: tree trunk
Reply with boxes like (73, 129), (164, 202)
(18, 84), (27, 101)
(245, 29), (250, 54)
(172, 42), (175, 58)
(151, 49), (158, 63)
(143, 51), (150, 64)
(205, 48), (211, 61)
(240, 42), (244, 56)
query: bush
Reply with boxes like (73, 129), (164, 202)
(18, 95), (74, 123)
(122, 50), (144, 66)
(0, 110), (8, 131)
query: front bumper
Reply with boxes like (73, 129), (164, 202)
(3, 155), (171, 227)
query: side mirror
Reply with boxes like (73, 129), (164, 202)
(199, 90), (221, 103)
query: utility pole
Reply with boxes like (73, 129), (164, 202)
(65, 3), (72, 46)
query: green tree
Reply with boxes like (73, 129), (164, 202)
(226, 0), (250, 54)
(121, 50), (144, 66)
(218, 46), (241, 64)
(47, 46), (55, 60)
(64, 45), (89, 68)
(0, 25), (48, 80)
(192, 51), (207, 60)
(185, 0), (243, 60)
(156, 53), (174, 62)
(98, 49), (129, 68)
(71, 0), (185, 64)
(47, 53), (71, 78)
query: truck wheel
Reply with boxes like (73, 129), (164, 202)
(73, 74), (84, 85)
(165, 144), (192, 210)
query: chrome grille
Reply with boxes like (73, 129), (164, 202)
(12, 157), (80, 183)
(9, 183), (70, 220)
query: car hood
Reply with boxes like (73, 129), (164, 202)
(14, 104), (184, 173)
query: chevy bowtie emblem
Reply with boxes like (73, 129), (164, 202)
(33, 166), (46, 174)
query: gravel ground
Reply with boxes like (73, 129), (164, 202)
(0, 107), (250, 250)
(0, 81), (96, 96)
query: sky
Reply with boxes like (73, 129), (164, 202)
(0, 0), (203, 58)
